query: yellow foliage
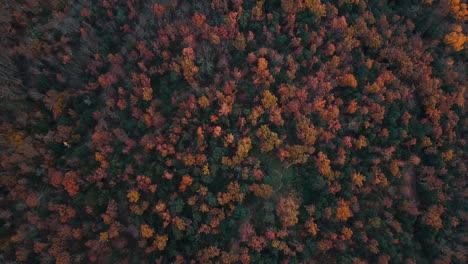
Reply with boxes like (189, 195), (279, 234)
(369, 217), (381, 228)
(99, 232), (109, 242)
(218, 181), (245, 205)
(248, 105), (265, 125)
(181, 56), (199, 83)
(305, 0), (326, 18)
(6, 131), (24, 149)
(222, 137), (252, 167)
(283, 144), (315, 167)
(234, 33), (246, 51)
(369, 239), (379, 254)
(198, 95), (210, 108)
(281, 0), (305, 13)
(261, 90), (278, 109)
(296, 117), (318, 146)
(202, 164), (210, 175)
(250, 184), (273, 199)
(258, 125), (282, 153)
(352, 171), (365, 187)
(442, 149), (454, 161)
(272, 239), (281, 248)
(236, 138), (252, 159)
(364, 83), (380, 94)
(355, 135), (368, 150)
(251, 0), (265, 21)
(127, 189), (140, 203)
(421, 136), (432, 147)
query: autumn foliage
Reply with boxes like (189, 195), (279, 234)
(0, 0), (466, 263)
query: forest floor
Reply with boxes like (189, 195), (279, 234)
(403, 165), (420, 209)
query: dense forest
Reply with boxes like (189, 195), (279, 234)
(0, 0), (466, 263)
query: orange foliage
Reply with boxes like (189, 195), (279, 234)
(154, 235), (168, 250)
(389, 160), (405, 178)
(315, 152), (332, 178)
(44, 90), (68, 119)
(213, 126), (222, 137)
(140, 224), (154, 238)
(339, 74), (358, 88)
(317, 239), (333, 252)
(444, 31), (466, 51)
(152, 4), (166, 18)
(179, 175), (193, 191)
(341, 227), (353, 240)
(336, 199), (353, 221)
(305, 217), (319, 235)
(280, 144), (315, 167)
(346, 100), (358, 114)
(49, 169), (63, 188)
(296, 117), (318, 146)
(2, 0), (466, 262)
(253, 58), (275, 87)
(369, 239), (379, 254)
(142, 87), (153, 101)
(192, 13), (206, 27)
(422, 205), (445, 230)
(62, 171), (79, 196)
(276, 196), (300, 227)
(449, 0), (468, 21)
(354, 135), (368, 150)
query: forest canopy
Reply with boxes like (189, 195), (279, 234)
(0, 0), (466, 263)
